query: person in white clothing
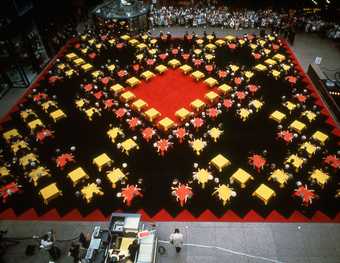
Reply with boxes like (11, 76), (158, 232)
(169, 228), (184, 253)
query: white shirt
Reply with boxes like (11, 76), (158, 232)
(40, 239), (53, 250)
(169, 232), (184, 247)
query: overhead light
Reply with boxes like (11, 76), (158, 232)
(326, 0), (330, 4)
(311, 0), (318, 5)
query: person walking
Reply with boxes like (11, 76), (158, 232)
(40, 230), (60, 263)
(68, 242), (80, 263)
(169, 228), (184, 253)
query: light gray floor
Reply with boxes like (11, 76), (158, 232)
(0, 28), (340, 263)
(0, 220), (339, 263)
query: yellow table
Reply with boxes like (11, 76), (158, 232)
(95, 43), (102, 50)
(191, 71), (205, 81)
(196, 38), (204, 46)
(150, 38), (157, 45)
(210, 154), (231, 172)
(57, 63), (66, 71)
(136, 53), (144, 61)
(238, 39), (245, 46)
(195, 169), (212, 189)
(190, 138), (206, 155)
(110, 83), (125, 95)
(302, 111), (316, 123)
(11, 140), (30, 155)
(155, 64), (167, 74)
(252, 184), (276, 205)
(19, 153), (39, 168)
(91, 70), (104, 79)
(255, 64), (268, 71)
(269, 111), (286, 123)
(0, 166), (10, 178)
(158, 117), (175, 132)
(205, 91), (219, 102)
(230, 64), (239, 72)
(310, 169), (329, 188)
(282, 64), (291, 72)
(107, 127), (124, 143)
(66, 53), (77, 60)
(50, 109), (66, 122)
(108, 39), (116, 46)
(81, 183), (103, 203)
(205, 54), (215, 62)
(249, 100), (263, 112)
(81, 47), (89, 54)
(244, 71), (254, 79)
(68, 167), (89, 187)
(204, 77), (218, 88)
(264, 58), (277, 66)
(271, 70), (281, 79)
(120, 91), (136, 103)
(194, 49), (202, 56)
(140, 71), (155, 81)
(230, 168), (253, 188)
(106, 168), (126, 188)
(28, 119), (44, 132)
(88, 38), (96, 45)
(27, 166), (51, 186)
(191, 99), (205, 111)
(289, 120), (306, 133)
(300, 142), (317, 157)
(215, 39), (226, 46)
(168, 59), (181, 68)
(81, 63), (93, 72)
(205, 43), (216, 51)
(218, 84), (232, 94)
(144, 108), (160, 122)
(126, 77), (141, 87)
(284, 101), (296, 113)
(128, 39), (139, 46)
(258, 39), (266, 46)
(39, 183), (62, 205)
(74, 58), (85, 66)
(225, 35), (236, 41)
(148, 48), (157, 56)
(263, 48), (271, 55)
(85, 107), (101, 121)
(269, 169), (289, 188)
(132, 99), (148, 112)
(41, 101), (57, 113)
(75, 99), (87, 110)
(208, 127), (223, 142)
(180, 64), (193, 74)
(249, 43), (257, 50)
(285, 154), (304, 172)
(273, 53), (286, 62)
(65, 69), (75, 78)
(20, 109), (37, 121)
(175, 108), (191, 121)
(93, 153), (112, 172)
(120, 34), (130, 41)
(312, 131), (328, 145)
(107, 64), (116, 72)
(121, 138), (139, 155)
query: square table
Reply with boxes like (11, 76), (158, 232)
(19, 153), (39, 168)
(106, 168), (126, 188)
(150, 38), (158, 45)
(264, 59), (277, 66)
(28, 119), (44, 132)
(205, 91), (219, 102)
(196, 39), (204, 46)
(158, 117), (175, 132)
(204, 77), (218, 88)
(68, 167), (89, 187)
(191, 71), (205, 81)
(144, 108), (160, 122)
(310, 169), (329, 188)
(312, 131), (328, 145)
(107, 127), (124, 143)
(215, 39), (226, 46)
(300, 142), (317, 157)
(205, 43), (217, 51)
(218, 84), (232, 95)
(126, 77), (141, 87)
(50, 109), (66, 122)
(140, 71), (155, 81)
(107, 64), (116, 72)
(155, 64), (167, 74)
(180, 64), (193, 74)
(168, 59), (181, 68)
(273, 53), (286, 62)
(210, 154), (231, 172)
(3, 129), (21, 142)
(81, 63), (93, 72)
(57, 63), (66, 71)
(93, 153), (112, 172)
(121, 138), (139, 155)
(120, 91), (136, 103)
(249, 44), (258, 50)
(66, 53), (77, 60)
(110, 83), (125, 95)
(269, 111), (286, 123)
(120, 34), (130, 41)
(289, 120), (306, 133)
(74, 58), (85, 66)
(252, 184), (276, 205)
(81, 183), (103, 203)
(128, 39), (139, 46)
(95, 43), (102, 50)
(39, 183), (62, 205)
(132, 99), (148, 112)
(91, 70), (104, 79)
(230, 168), (253, 188)
(108, 39), (116, 46)
(191, 99), (205, 111)
(194, 49), (202, 56)
(225, 35), (236, 41)
(137, 43), (147, 50)
(255, 64), (268, 71)
(175, 108), (191, 121)
(205, 54), (215, 62)
(285, 154), (304, 172)
(269, 169), (289, 188)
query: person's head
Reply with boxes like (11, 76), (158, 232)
(42, 234), (49, 241)
(174, 228), (180, 233)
